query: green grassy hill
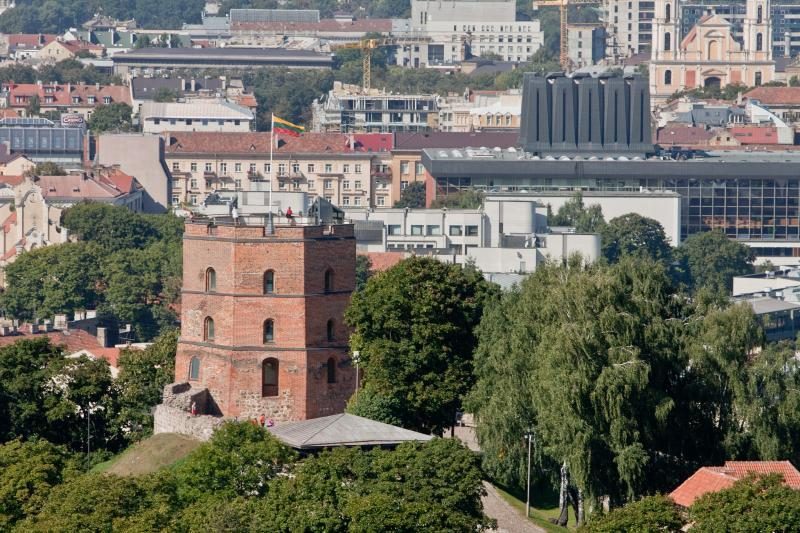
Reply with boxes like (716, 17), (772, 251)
(92, 433), (202, 476)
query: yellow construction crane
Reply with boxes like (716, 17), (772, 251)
(533, 0), (601, 72)
(332, 37), (430, 91)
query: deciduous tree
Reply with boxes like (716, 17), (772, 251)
(346, 257), (496, 434)
(600, 213), (672, 264)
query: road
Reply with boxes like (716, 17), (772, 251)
(452, 426), (547, 533)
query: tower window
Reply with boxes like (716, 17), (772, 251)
(758, 5), (763, 23)
(263, 270), (275, 294)
(664, 32), (671, 51)
(665, 3), (671, 22)
(324, 268), (334, 292)
(262, 358), (279, 397)
(189, 356), (200, 381)
(665, 70), (673, 85)
(263, 319), (274, 343)
(205, 268), (216, 292)
(204, 317), (215, 342)
(327, 319), (335, 341)
(327, 357), (336, 384)
(757, 33), (763, 52)
(755, 71), (763, 86)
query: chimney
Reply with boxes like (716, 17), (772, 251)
(43, 320), (53, 332)
(74, 310), (86, 321)
(96, 326), (117, 348)
(54, 314), (68, 330)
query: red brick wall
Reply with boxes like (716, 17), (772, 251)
(176, 222), (356, 420)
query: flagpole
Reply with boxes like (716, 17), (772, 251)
(268, 113), (274, 233)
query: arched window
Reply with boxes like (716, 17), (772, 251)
(664, 70), (673, 85)
(327, 357), (336, 384)
(324, 268), (334, 292)
(263, 270), (275, 294)
(664, 32), (671, 51)
(327, 319), (335, 341)
(262, 358), (279, 397)
(204, 317), (215, 342)
(758, 5), (763, 23)
(757, 33), (763, 52)
(205, 267), (216, 292)
(263, 319), (274, 343)
(665, 3), (671, 22)
(189, 356), (200, 381)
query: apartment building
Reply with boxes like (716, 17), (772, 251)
(141, 100), (254, 134)
(437, 90), (522, 132)
(602, 0), (655, 58)
(1, 82), (131, 118)
(567, 24), (606, 68)
(399, 0), (544, 66)
(312, 82), (439, 133)
(164, 131), (392, 209)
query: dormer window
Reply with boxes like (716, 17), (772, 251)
(72, 96), (80, 104)
(103, 96), (111, 104)
(88, 96), (96, 104)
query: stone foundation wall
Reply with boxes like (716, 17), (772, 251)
(153, 404), (226, 441)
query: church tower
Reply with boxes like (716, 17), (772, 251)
(744, 0), (772, 62)
(652, 0), (680, 62)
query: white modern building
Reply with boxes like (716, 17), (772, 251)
(396, 0), (544, 66)
(140, 100), (255, 134)
(347, 195), (601, 275)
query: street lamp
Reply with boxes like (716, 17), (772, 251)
(352, 350), (361, 401)
(524, 431), (534, 518)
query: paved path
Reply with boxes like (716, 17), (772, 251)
(452, 426), (547, 533)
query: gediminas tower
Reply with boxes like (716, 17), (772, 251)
(175, 219), (356, 421)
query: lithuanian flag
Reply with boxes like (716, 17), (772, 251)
(273, 115), (304, 137)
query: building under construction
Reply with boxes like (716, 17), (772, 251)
(312, 82), (439, 133)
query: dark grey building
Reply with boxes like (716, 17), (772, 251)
(519, 73), (653, 157)
(0, 118), (85, 165)
(113, 47), (334, 76)
(422, 72), (800, 261)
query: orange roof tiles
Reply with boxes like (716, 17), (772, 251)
(0, 328), (100, 352)
(670, 461), (800, 507)
(2, 82), (131, 108)
(165, 131), (385, 155)
(744, 87), (800, 106)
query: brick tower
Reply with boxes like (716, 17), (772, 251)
(175, 221), (356, 421)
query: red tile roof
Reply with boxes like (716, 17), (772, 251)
(394, 131), (519, 151)
(743, 87), (800, 106)
(670, 461), (800, 507)
(37, 170), (140, 201)
(165, 131), (381, 155)
(729, 125), (780, 145)
(2, 211), (16, 234)
(656, 124), (714, 146)
(353, 133), (393, 152)
(7, 34), (58, 50)
(2, 82), (131, 109)
(0, 328), (101, 352)
(362, 251), (406, 271)
(53, 39), (103, 54)
(0, 175), (25, 187)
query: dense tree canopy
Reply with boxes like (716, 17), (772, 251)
(346, 257), (497, 434)
(468, 255), (792, 512)
(674, 230), (755, 293)
(87, 102), (133, 134)
(13, 424), (490, 532)
(548, 193), (606, 233)
(2, 203), (182, 339)
(393, 181), (427, 208)
(600, 214), (673, 264)
(580, 495), (683, 533)
(0, 0), (205, 33)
